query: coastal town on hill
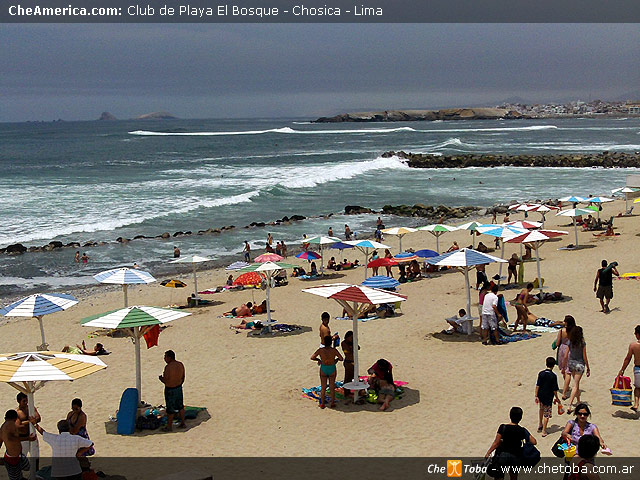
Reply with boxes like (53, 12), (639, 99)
(497, 99), (640, 117)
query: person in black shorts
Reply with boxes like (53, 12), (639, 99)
(594, 260), (618, 313)
(535, 357), (562, 437)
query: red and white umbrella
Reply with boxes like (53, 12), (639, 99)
(527, 204), (560, 227)
(505, 220), (542, 230)
(508, 203), (537, 211)
(254, 253), (284, 263)
(505, 229), (568, 294)
(302, 283), (407, 401)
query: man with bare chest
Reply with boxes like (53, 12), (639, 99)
(1, 409), (34, 480)
(159, 350), (186, 431)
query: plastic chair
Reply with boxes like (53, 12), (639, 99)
(394, 301), (403, 313)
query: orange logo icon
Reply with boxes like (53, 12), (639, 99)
(447, 460), (463, 477)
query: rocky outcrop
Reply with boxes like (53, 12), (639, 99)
(381, 204), (478, 221)
(316, 108), (524, 123)
(135, 111), (177, 120)
(4, 243), (27, 255)
(384, 151), (640, 168)
(98, 112), (117, 121)
(344, 205), (373, 215)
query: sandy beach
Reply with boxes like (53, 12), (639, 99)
(1, 199), (639, 475)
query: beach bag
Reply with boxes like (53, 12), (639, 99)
(551, 436), (567, 458)
(610, 375), (632, 406)
(521, 441), (541, 467)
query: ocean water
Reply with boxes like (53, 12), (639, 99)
(1, 117), (639, 297)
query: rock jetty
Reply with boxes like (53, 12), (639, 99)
(383, 151), (640, 168)
(344, 204), (479, 220)
(315, 108), (524, 123)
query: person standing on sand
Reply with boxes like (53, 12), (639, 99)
(267, 233), (273, 247)
(1, 409), (35, 480)
(565, 326), (590, 413)
(16, 392), (40, 470)
(481, 284), (502, 345)
(319, 312), (338, 346)
(556, 315), (577, 400)
(491, 211), (497, 224)
(311, 336), (343, 409)
(344, 224), (352, 240)
(618, 324), (640, 412)
(594, 260), (618, 313)
(173, 246), (180, 258)
(158, 350), (186, 431)
(328, 227), (333, 237)
(535, 357), (562, 437)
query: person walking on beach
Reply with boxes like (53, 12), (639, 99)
(16, 392), (40, 470)
(535, 357), (562, 437)
(281, 241), (287, 258)
(243, 241), (251, 262)
(512, 283), (533, 332)
(173, 246), (180, 258)
(311, 336), (343, 409)
(481, 284), (502, 345)
(158, 350), (186, 431)
(618, 324), (640, 412)
(565, 326), (590, 413)
(74, 251), (80, 263)
(1, 409), (34, 480)
(556, 315), (577, 399)
(594, 260), (618, 313)
(491, 211), (497, 224)
(344, 224), (352, 240)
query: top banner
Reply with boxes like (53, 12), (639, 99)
(2, 0), (640, 23)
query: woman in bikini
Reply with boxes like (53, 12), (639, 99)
(67, 398), (95, 464)
(512, 283), (534, 332)
(557, 315), (576, 399)
(310, 336), (344, 409)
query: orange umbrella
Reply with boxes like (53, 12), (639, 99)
(233, 272), (265, 287)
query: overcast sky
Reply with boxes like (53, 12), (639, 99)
(1, 23), (639, 122)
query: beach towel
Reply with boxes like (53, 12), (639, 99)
(497, 327), (540, 343)
(334, 315), (379, 322)
(302, 380), (408, 405)
(143, 324), (161, 348)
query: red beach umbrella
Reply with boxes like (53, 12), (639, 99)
(233, 272), (265, 287)
(367, 257), (398, 269)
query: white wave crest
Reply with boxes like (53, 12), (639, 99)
(128, 126), (417, 136)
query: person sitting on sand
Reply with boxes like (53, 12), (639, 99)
(446, 241), (459, 253)
(225, 302), (253, 317)
(226, 275), (234, 286)
(251, 300), (268, 315)
(309, 262), (318, 276)
(75, 341), (108, 356)
(231, 319), (263, 330)
(310, 336), (344, 409)
(292, 266), (306, 277)
(368, 359), (395, 411)
(476, 263), (488, 289)
(376, 303), (395, 318)
(327, 257), (337, 269)
(445, 308), (470, 334)
(593, 224), (615, 237)
(476, 242), (489, 253)
(408, 259), (421, 279)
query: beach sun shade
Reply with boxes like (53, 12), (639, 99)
(416, 224), (457, 254)
(393, 252), (419, 263)
(559, 196), (587, 204)
(414, 249), (439, 258)
(0, 351), (106, 480)
(508, 203), (536, 211)
(361, 275), (400, 289)
(475, 224), (528, 284)
(426, 249), (506, 329)
(254, 253), (284, 263)
(0, 293), (78, 351)
(328, 241), (355, 263)
(556, 208), (593, 247)
(296, 251), (322, 260)
(170, 255), (213, 302)
(456, 221), (482, 248)
(381, 226), (417, 253)
(94, 267), (156, 308)
(160, 279), (187, 288)
(240, 262), (295, 331)
(585, 196), (614, 220)
(345, 240), (391, 280)
(505, 229), (568, 295)
(226, 261), (250, 271)
(612, 187), (639, 212)
(302, 283), (407, 401)
(303, 236), (342, 274)
(82, 306), (190, 400)
(506, 220), (542, 230)
(233, 271), (265, 287)
(526, 204), (560, 227)
(367, 257), (399, 269)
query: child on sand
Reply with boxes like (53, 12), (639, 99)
(310, 336), (343, 409)
(535, 357), (562, 437)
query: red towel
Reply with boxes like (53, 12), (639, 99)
(143, 325), (161, 349)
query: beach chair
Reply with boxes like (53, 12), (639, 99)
(393, 301), (403, 314)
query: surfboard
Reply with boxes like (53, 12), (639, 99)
(116, 388), (139, 435)
(497, 295), (509, 324)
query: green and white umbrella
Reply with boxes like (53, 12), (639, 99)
(417, 224), (457, 253)
(302, 236), (341, 275)
(81, 306), (190, 399)
(240, 262), (295, 330)
(344, 240), (390, 280)
(456, 221), (481, 248)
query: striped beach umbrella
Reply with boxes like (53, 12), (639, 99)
(416, 224), (457, 254)
(254, 253), (284, 263)
(476, 224), (527, 283)
(505, 229), (568, 294)
(381, 226), (417, 253)
(0, 351), (106, 480)
(506, 220), (542, 230)
(170, 255), (213, 302)
(302, 283), (407, 401)
(526, 204), (560, 227)
(361, 275), (400, 289)
(586, 196), (614, 220)
(304, 236), (342, 274)
(296, 251), (322, 260)
(94, 267), (156, 308)
(82, 306), (190, 399)
(556, 208), (593, 247)
(456, 221), (482, 248)
(345, 239), (391, 280)
(393, 252), (418, 263)
(426, 249), (506, 327)
(612, 187), (639, 212)
(0, 293), (78, 350)
(559, 196), (587, 204)
(226, 261), (250, 271)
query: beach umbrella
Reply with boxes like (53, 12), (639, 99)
(526, 204), (560, 227)
(0, 351), (106, 480)
(345, 240), (391, 280)
(233, 271), (265, 287)
(367, 257), (398, 269)
(556, 208), (593, 247)
(240, 262), (295, 331)
(82, 306), (190, 399)
(254, 253), (284, 263)
(612, 187), (640, 212)
(586, 196), (614, 220)
(456, 221), (482, 248)
(169, 255), (213, 302)
(302, 283), (407, 401)
(361, 276), (400, 290)
(160, 279), (187, 288)
(381, 226), (417, 253)
(414, 249), (439, 258)
(505, 229), (568, 295)
(303, 236), (342, 275)
(0, 293), (78, 350)
(393, 252), (419, 263)
(559, 196), (587, 204)
(426, 249), (506, 329)
(475, 224), (527, 284)
(328, 241), (355, 263)
(94, 267), (156, 308)
(296, 251), (322, 261)
(226, 261), (250, 271)
(506, 220), (542, 230)
(416, 224), (457, 254)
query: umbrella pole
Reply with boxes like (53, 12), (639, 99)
(399, 235), (402, 254)
(265, 278), (272, 333)
(535, 242), (543, 296)
(498, 239), (505, 286)
(541, 213), (545, 228)
(134, 327), (142, 402)
(464, 268), (472, 335)
(27, 388), (37, 480)
(320, 245), (324, 276)
(352, 306), (361, 403)
(573, 218), (579, 248)
(36, 315), (46, 350)
(363, 248), (369, 280)
(436, 234), (440, 254)
(123, 284), (128, 308)
(192, 263), (199, 304)
(472, 231), (476, 249)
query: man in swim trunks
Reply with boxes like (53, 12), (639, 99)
(319, 312), (338, 346)
(16, 392), (39, 470)
(159, 350), (186, 431)
(243, 241), (251, 262)
(310, 336), (343, 408)
(1, 409), (34, 480)
(618, 324), (640, 412)
(594, 260), (619, 313)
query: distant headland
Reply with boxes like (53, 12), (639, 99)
(97, 111), (178, 121)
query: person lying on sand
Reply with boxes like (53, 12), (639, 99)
(230, 319), (263, 331)
(250, 300), (269, 315)
(65, 341), (108, 356)
(224, 302), (253, 317)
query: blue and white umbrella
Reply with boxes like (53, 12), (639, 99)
(226, 261), (250, 271)
(559, 196), (587, 204)
(94, 267), (156, 307)
(0, 293), (78, 350)
(345, 239), (390, 280)
(426, 249), (506, 327)
(361, 275), (400, 290)
(585, 196), (614, 220)
(475, 224), (527, 283)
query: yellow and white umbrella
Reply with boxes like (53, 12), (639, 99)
(0, 351), (107, 480)
(381, 226), (417, 253)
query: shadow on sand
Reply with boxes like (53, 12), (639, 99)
(104, 409), (211, 437)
